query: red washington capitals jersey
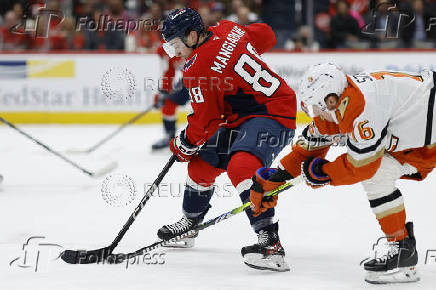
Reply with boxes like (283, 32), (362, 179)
(182, 20), (296, 145)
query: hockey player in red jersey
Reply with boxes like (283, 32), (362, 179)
(157, 8), (297, 271)
(151, 44), (190, 151)
(250, 63), (436, 282)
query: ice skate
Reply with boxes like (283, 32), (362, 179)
(151, 134), (172, 151)
(364, 222), (419, 284)
(158, 210), (208, 248)
(241, 222), (290, 272)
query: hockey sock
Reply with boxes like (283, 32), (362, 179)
(240, 189), (275, 233)
(163, 119), (176, 138)
(162, 98), (177, 138)
(182, 186), (214, 218)
(227, 152), (274, 233)
(183, 157), (224, 218)
(370, 189), (408, 241)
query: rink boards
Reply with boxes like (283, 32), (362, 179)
(0, 50), (435, 124)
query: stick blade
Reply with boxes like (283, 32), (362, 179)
(60, 247), (112, 264)
(91, 161), (118, 178)
(64, 148), (91, 155)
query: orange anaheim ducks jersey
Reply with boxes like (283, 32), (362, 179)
(281, 70), (436, 185)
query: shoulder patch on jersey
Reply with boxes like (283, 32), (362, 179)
(337, 96), (349, 120)
(183, 53), (198, 72)
(337, 76), (365, 134)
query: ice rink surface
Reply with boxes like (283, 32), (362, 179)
(1, 124), (436, 290)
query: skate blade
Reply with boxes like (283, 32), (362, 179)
(162, 237), (195, 248)
(243, 253), (290, 272)
(365, 266), (420, 284)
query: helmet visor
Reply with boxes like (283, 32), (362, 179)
(162, 38), (185, 58)
(301, 102), (338, 123)
(301, 101), (326, 117)
(163, 42), (176, 58)
(301, 102), (316, 118)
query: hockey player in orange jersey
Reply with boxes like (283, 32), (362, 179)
(249, 63), (436, 283)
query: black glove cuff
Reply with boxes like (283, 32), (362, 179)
(251, 176), (265, 193)
(180, 129), (198, 149)
(269, 168), (293, 182)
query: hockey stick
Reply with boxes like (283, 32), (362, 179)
(107, 176), (303, 264)
(60, 155), (177, 264)
(0, 117), (117, 178)
(66, 106), (153, 154)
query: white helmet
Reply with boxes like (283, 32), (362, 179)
(299, 63), (347, 116)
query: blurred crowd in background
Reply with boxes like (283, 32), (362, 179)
(0, 0), (435, 52)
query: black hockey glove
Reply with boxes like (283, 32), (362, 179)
(301, 156), (331, 188)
